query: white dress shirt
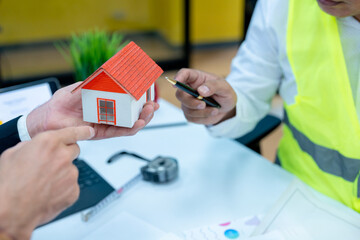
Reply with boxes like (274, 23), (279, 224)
(208, 0), (360, 139)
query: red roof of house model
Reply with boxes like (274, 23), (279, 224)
(72, 41), (163, 100)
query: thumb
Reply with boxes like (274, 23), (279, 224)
(197, 79), (231, 97)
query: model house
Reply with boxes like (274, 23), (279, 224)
(72, 41), (163, 128)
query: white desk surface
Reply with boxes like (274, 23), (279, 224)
(32, 100), (294, 240)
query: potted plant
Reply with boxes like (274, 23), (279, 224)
(57, 29), (128, 82)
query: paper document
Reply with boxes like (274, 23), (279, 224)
(246, 228), (311, 240)
(83, 212), (166, 240)
(159, 233), (185, 240)
(145, 99), (187, 129)
(252, 179), (360, 240)
(178, 215), (262, 240)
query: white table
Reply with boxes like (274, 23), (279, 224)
(32, 101), (294, 239)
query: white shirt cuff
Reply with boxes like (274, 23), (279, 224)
(206, 114), (241, 138)
(17, 114), (31, 141)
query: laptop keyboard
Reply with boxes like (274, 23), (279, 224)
(75, 159), (102, 190)
(43, 159), (114, 225)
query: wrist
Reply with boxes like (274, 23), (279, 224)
(0, 228), (32, 240)
(215, 87), (237, 125)
(0, 207), (33, 240)
(216, 107), (236, 125)
(26, 103), (48, 138)
(0, 232), (14, 240)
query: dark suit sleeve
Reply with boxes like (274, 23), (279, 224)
(0, 116), (21, 155)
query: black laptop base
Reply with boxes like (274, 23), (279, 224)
(46, 159), (114, 224)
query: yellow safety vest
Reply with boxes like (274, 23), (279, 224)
(278, 0), (360, 212)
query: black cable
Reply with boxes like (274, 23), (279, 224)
(107, 151), (151, 164)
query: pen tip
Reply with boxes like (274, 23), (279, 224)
(165, 77), (176, 85)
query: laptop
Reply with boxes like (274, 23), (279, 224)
(0, 78), (59, 124)
(0, 78), (114, 223)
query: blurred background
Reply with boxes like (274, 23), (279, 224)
(0, 0), (283, 161)
(0, 0), (252, 85)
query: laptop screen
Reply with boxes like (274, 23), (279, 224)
(0, 79), (58, 125)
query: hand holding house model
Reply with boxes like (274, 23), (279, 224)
(72, 41), (163, 128)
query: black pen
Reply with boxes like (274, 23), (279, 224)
(165, 77), (221, 108)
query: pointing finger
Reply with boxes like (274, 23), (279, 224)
(58, 126), (95, 145)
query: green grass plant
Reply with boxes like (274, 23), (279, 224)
(57, 29), (128, 81)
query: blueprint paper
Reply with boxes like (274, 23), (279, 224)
(252, 179), (360, 240)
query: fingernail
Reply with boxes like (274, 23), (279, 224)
(211, 109), (219, 116)
(146, 113), (153, 121)
(197, 103), (206, 109)
(89, 127), (95, 139)
(198, 85), (210, 95)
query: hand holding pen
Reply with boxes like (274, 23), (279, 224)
(166, 77), (221, 108)
(170, 68), (238, 126)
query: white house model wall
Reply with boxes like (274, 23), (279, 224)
(81, 89), (147, 128)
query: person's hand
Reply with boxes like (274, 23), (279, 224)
(26, 82), (159, 139)
(174, 68), (237, 125)
(0, 126), (94, 239)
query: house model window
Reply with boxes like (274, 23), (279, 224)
(72, 41), (163, 128)
(98, 98), (116, 125)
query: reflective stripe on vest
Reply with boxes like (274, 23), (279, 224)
(278, 0), (360, 212)
(283, 111), (360, 198)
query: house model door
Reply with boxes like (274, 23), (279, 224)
(97, 98), (116, 125)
